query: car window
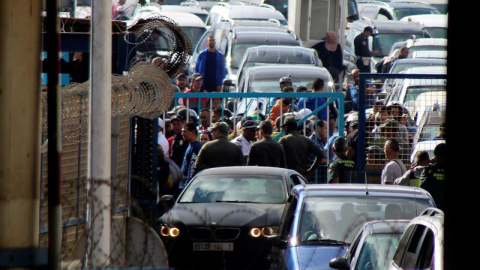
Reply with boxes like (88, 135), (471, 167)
(394, 8), (440, 20)
(298, 197), (430, 243)
(179, 175), (286, 204)
(392, 225), (416, 266)
(355, 233), (402, 270)
(400, 224), (428, 269)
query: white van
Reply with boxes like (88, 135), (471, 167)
(401, 14), (448, 39)
(206, 2), (287, 28)
(130, 6), (207, 53)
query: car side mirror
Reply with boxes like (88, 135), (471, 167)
(158, 194), (175, 215)
(223, 79), (235, 92)
(335, 83), (341, 92)
(329, 257), (351, 270)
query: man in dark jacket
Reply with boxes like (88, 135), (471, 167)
(193, 122), (244, 174)
(248, 121), (286, 168)
(278, 117), (324, 180)
(354, 26), (378, 73)
(420, 143), (446, 210)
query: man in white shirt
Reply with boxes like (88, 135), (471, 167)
(231, 117), (258, 164)
(157, 118), (169, 156)
(381, 139), (407, 184)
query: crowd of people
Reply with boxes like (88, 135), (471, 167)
(128, 24), (445, 210)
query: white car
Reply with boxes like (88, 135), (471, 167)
(401, 14), (448, 39)
(410, 140), (445, 164)
(388, 208), (444, 270)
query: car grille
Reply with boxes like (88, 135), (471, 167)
(214, 228), (240, 241)
(188, 227), (212, 241)
(187, 227), (241, 241)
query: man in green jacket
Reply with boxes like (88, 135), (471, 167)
(193, 122), (244, 175)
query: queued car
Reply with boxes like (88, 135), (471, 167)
(410, 139), (445, 164)
(388, 38), (447, 59)
(158, 4), (209, 22)
(156, 166), (308, 270)
(231, 65), (335, 118)
(401, 14), (448, 39)
(235, 45), (323, 92)
(387, 207), (444, 270)
(358, 0), (440, 21)
(269, 184), (435, 270)
(206, 2), (288, 28)
(343, 18), (431, 75)
(220, 29), (302, 83)
(189, 19), (289, 76)
(384, 66), (446, 117)
(329, 219), (409, 270)
(378, 58), (446, 98)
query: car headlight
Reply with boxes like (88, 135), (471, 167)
(160, 225), (180, 237)
(249, 226), (278, 238)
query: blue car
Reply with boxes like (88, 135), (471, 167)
(270, 184), (435, 270)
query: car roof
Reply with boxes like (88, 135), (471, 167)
(393, 58), (446, 65)
(132, 9), (206, 27)
(233, 31), (300, 44)
(401, 14), (448, 27)
(378, 1), (437, 9)
(218, 5), (286, 20)
(156, 11), (206, 27)
(401, 65), (446, 74)
(210, 4), (286, 22)
(292, 184), (433, 199)
(245, 65), (331, 80)
(407, 207), (444, 234)
(411, 50), (447, 59)
(196, 166), (297, 177)
(160, 4), (208, 15)
(243, 45), (318, 63)
(353, 19), (428, 34)
(406, 37), (447, 47)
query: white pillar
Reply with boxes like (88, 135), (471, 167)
(87, 0), (112, 267)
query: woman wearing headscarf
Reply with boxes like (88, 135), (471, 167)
(312, 31), (344, 83)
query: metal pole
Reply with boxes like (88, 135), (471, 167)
(87, 0), (112, 267)
(46, 0), (62, 269)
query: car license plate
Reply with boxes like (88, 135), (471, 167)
(193, 242), (233, 251)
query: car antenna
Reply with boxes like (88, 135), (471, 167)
(365, 172), (369, 195)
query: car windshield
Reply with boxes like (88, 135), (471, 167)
(156, 26), (206, 53)
(247, 77), (332, 93)
(390, 62), (445, 74)
(394, 8), (440, 20)
(178, 175), (286, 204)
(298, 197), (430, 244)
(232, 41), (301, 68)
(356, 233), (402, 270)
(404, 85), (446, 103)
(425, 27), (447, 39)
(373, 33), (428, 58)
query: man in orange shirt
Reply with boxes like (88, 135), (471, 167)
(269, 86), (297, 129)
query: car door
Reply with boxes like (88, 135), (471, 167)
(389, 224), (435, 270)
(271, 193), (299, 270)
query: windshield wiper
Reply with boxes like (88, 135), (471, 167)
(215, 200), (254, 203)
(304, 238), (348, 245)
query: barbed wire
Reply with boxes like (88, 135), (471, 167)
(125, 15), (192, 77)
(41, 62), (174, 143)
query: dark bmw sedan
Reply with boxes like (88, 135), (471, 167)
(156, 166), (308, 270)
